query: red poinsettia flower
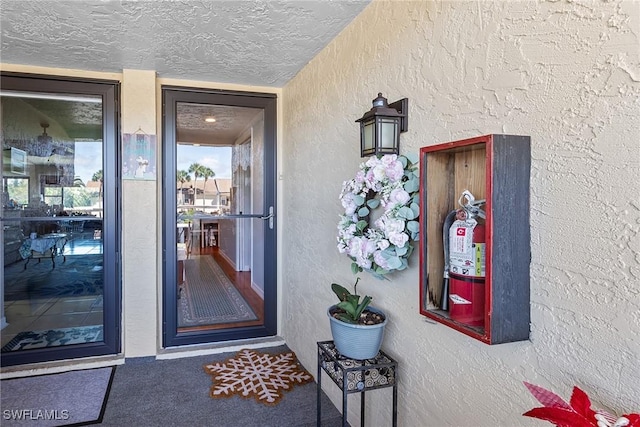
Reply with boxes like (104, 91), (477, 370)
(523, 382), (640, 427)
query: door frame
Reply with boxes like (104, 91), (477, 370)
(0, 72), (121, 367)
(161, 86), (277, 348)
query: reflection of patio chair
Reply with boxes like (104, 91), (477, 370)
(60, 220), (85, 237)
(71, 221), (85, 233)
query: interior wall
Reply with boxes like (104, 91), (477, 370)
(282, 1), (640, 426)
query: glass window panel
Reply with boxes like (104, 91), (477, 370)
(3, 178), (29, 206)
(175, 102), (265, 332)
(2, 90), (105, 353)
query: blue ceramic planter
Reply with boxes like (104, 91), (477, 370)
(327, 305), (387, 360)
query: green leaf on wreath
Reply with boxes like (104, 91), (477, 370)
(396, 245), (408, 256)
(387, 256), (402, 269)
(410, 203), (420, 218)
(405, 246), (414, 258)
(397, 206), (415, 220)
(404, 178), (419, 193)
(399, 156), (408, 169)
(382, 247), (396, 257)
(404, 152), (419, 165)
(353, 194), (365, 206)
(356, 220), (368, 232)
(358, 206), (369, 217)
(366, 198), (380, 209)
(407, 220), (419, 233)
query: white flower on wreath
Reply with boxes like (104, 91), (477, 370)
(337, 153), (420, 279)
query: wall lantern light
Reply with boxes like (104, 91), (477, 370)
(356, 93), (408, 157)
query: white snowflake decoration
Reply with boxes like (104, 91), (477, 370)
(204, 348), (313, 406)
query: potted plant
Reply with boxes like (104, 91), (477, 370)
(328, 278), (387, 360)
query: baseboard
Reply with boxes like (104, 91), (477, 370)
(219, 250), (237, 271)
(251, 280), (264, 300)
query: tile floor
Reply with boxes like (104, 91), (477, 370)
(1, 237), (104, 348)
(2, 296), (104, 347)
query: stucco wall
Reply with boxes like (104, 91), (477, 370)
(282, 1), (640, 426)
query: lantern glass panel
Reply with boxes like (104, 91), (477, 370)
(363, 120), (374, 152)
(379, 118), (399, 149)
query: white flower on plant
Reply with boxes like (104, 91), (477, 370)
(388, 231), (409, 248)
(386, 161), (404, 182)
(389, 187), (410, 206)
(341, 192), (358, 215)
(377, 239), (390, 250)
(373, 250), (391, 270)
(347, 236), (376, 269)
(379, 154), (397, 166)
(375, 216), (404, 235)
(365, 156), (380, 168)
(340, 223), (356, 240)
(372, 164), (387, 182)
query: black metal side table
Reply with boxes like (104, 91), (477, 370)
(317, 340), (398, 427)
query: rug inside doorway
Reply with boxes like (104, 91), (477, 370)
(179, 256), (257, 327)
(1, 366), (115, 427)
(204, 348), (314, 406)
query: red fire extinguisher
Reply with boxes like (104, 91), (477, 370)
(443, 190), (487, 327)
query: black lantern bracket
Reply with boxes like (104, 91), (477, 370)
(389, 98), (408, 133)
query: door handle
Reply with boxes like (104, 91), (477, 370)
(259, 206), (274, 229)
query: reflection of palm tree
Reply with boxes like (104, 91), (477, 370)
(73, 176), (85, 187)
(188, 163), (205, 205)
(177, 170), (190, 204)
(201, 167), (215, 207)
(92, 169), (103, 217)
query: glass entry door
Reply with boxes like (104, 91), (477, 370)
(162, 87), (277, 347)
(0, 73), (120, 366)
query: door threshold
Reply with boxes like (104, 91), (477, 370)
(157, 335), (285, 360)
(1, 354), (125, 379)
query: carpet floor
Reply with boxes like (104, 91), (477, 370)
(1, 366), (114, 427)
(179, 256), (257, 327)
(100, 345), (347, 426)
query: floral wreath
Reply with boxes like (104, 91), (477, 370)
(337, 153), (419, 278)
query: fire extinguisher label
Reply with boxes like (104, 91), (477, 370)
(451, 225), (470, 254)
(449, 294), (472, 305)
(449, 219), (485, 278)
(474, 243), (485, 276)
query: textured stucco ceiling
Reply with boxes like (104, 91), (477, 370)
(1, 0), (370, 144)
(0, 0), (371, 87)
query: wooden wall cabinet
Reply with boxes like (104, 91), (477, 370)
(419, 134), (531, 344)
